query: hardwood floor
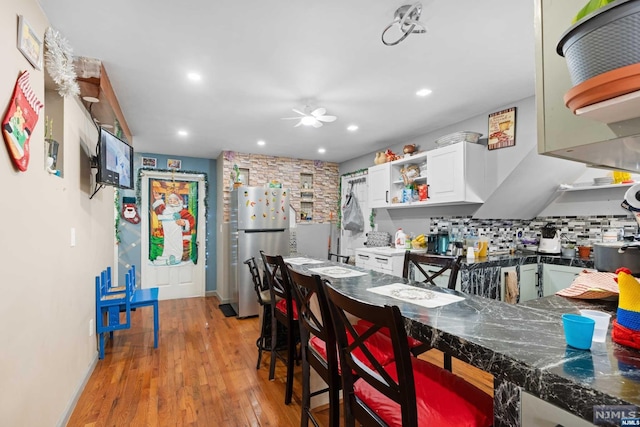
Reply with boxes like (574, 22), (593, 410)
(68, 296), (493, 426)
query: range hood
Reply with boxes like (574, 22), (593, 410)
(473, 146), (586, 219)
(547, 132), (640, 173)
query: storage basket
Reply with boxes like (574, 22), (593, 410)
(435, 131), (482, 147)
(557, 0), (640, 86)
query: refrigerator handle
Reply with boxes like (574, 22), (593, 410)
(243, 229), (287, 233)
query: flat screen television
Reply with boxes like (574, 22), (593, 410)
(96, 129), (134, 189)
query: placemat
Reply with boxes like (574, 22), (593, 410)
(367, 283), (465, 308)
(284, 257), (325, 266)
(308, 266), (368, 278)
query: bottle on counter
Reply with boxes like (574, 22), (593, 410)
(395, 228), (406, 249)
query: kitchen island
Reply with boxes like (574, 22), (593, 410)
(291, 259), (639, 426)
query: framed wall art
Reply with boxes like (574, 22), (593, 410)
(142, 156), (157, 168)
(167, 158), (182, 170)
(488, 107), (516, 150)
(17, 15), (43, 70)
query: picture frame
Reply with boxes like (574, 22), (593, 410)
(488, 107), (517, 150)
(141, 157), (157, 168)
(167, 159), (182, 170)
(17, 15), (42, 70)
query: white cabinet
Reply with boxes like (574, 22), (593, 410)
(542, 264), (596, 297)
(367, 142), (487, 210)
(426, 142), (485, 205)
(502, 264), (539, 303)
(354, 248), (405, 277)
(367, 163), (390, 208)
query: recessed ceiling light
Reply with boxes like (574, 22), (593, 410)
(187, 72), (201, 81)
(257, 140), (266, 146)
(318, 148), (326, 154)
(347, 125), (359, 132)
(178, 130), (188, 137)
(416, 88), (432, 97)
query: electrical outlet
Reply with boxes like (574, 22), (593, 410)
(89, 319), (94, 336)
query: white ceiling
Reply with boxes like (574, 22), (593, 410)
(37, 0), (536, 163)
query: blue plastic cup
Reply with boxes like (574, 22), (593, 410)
(562, 314), (595, 350)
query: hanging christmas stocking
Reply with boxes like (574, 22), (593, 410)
(2, 71), (43, 171)
(122, 196), (140, 224)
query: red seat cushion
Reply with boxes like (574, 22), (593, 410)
(354, 358), (493, 427)
(357, 319), (426, 351)
(275, 298), (298, 320)
(308, 323), (395, 372)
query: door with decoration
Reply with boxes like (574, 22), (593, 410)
(140, 170), (206, 300)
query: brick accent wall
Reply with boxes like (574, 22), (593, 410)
(222, 151), (339, 223)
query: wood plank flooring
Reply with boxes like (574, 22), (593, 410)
(68, 296), (493, 426)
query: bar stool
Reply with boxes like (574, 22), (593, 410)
(403, 251), (462, 367)
(328, 252), (350, 264)
(261, 251), (300, 405)
(287, 268), (341, 427)
(325, 285), (494, 427)
(244, 257), (271, 369)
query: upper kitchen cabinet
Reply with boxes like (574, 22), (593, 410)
(426, 142), (485, 205)
(367, 141), (487, 209)
(368, 162), (391, 208)
(535, 0), (640, 172)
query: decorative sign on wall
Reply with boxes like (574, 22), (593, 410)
(17, 15), (42, 70)
(142, 156), (157, 168)
(488, 107), (516, 150)
(149, 178), (198, 266)
(167, 158), (182, 170)
(2, 71), (43, 171)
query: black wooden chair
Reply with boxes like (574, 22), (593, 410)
(287, 268), (341, 427)
(260, 251), (299, 405)
(244, 257), (271, 369)
(403, 251), (462, 369)
(328, 252), (350, 264)
(325, 285), (493, 427)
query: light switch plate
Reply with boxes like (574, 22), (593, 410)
(70, 227), (76, 247)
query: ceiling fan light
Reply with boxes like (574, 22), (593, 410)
(301, 116), (317, 126)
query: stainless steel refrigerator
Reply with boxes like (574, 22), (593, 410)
(230, 187), (290, 318)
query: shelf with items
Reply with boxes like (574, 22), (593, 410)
(300, 200), (314, 221)
(558, 182), (634, 192)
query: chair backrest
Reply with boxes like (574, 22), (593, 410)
(325, 285), (417, 426)
(288, 268), (336, 360)
(261, 251), (295, 313)
(244, 257), (267, 305)
(402, 251), (461, 290)
(328, 252), (350, 264)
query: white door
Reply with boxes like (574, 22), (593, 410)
(340, 175), (370, 258)
(141, 170), (206, 300)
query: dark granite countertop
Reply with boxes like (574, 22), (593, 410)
(462, 250), (595, 270)
(290, 259), (640, 426)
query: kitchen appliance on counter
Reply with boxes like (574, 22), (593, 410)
(230, 187), (290, 318)
(539, 223), (561, 254)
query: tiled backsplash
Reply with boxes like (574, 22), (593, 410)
(427, 215), (639, 249)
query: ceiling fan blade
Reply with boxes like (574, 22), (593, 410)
(312, 120), (323, 128)
(317, 115), (337, 122)
(281, 117), (302, 120)
(294, 120), (303, 127)
(311, 107), (326, 117)
(292, 109), (306, 116)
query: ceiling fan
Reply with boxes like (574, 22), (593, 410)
(281, 106), (337, 128)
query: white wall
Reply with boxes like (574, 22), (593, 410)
(1, 2), (115, 425)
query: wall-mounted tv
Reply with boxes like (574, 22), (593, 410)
(96, 129), (134, 189)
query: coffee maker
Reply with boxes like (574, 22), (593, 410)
(539, 222), (561, 254)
